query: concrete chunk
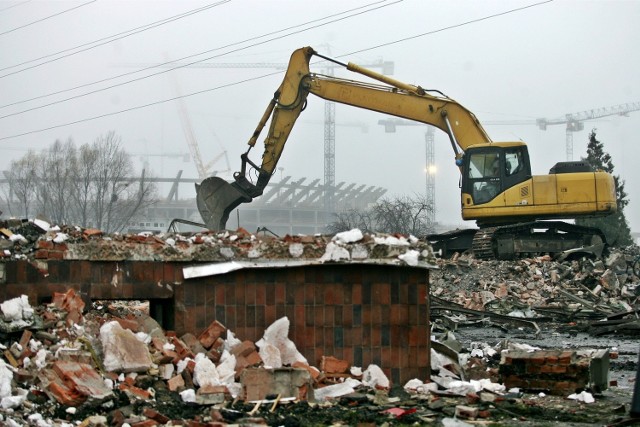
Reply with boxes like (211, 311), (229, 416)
(100, 321), (153, 373)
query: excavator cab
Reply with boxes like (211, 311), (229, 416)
(461, 143), (531, 206)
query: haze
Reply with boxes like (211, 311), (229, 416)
(1, 0), (638, 233)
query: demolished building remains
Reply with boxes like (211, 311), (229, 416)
(0, 218), (639, 425)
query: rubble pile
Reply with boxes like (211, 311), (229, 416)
(430, 248), (640, 335)
(0, 218), (639, 425)
(0, 288), (634, 427)
(0, 219), (437, 267)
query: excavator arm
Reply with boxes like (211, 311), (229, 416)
(196, 46), (493, 230)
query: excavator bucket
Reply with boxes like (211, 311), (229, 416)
(195, 176), (251, 231)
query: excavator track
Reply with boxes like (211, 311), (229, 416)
(471, 227), (497, 260)
(471, 221), (607, 260)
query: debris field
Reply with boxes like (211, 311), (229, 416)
(0, 218), (638, 426)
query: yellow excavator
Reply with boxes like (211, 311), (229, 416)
(195, 46), (617, 259)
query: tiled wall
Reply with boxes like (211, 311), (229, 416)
(1, 260), (430, 385)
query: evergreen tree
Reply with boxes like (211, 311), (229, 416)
(576, 129), (633, 246)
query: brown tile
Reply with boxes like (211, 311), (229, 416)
(245, 283), (256, 305)
(371, 305), (382, 326)
(314, 326), (324, 348)
(225, 283), (235, 305)
(303, 305), (313, 327)
(265, 305), (276, 325)
(255, 305), (265, 328)
(256, 284), (266, 306)
(372, 347), (382, 366)
(314, 283), (324, 305)
(351, 327), (363, 346)
(246, 305), (256, 327)
(324, 306), (334, 326)
(341, 283), (352, 304)
(352, 284), (362, 304)
(361, 347), (371, 367)
(215, 283), (225, 305)
(381, 347), (392, 370)
(333, 284), (344, 305)
(294, 283), (304, 306)
(313, 306), (323, 327)
(361, 325), (371, 346)
(153, 263), (164, 283)
(371, 327), (381, 347)
(235, 282), (246, 306)
(342, 305), (353, 327)
(342, 347), (353, 364)
(418, 283), (428, 304)
(294, 306), (305, 330)
(324, 285), (335, 305)
(362, 306), (372, 327)
(334, 306), (342, 325)
(285, 282), (295, 304)
(275, 283), (285, 305)
(225, 306), (237, 329)
(304, 283), (315, 305)
(417, 345), (429, 370)
(163, 263), (175, 283)
(399, 347), (409, 369)
(234, 305), (246, 328)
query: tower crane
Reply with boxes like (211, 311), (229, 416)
(535, 102), (640, 160)
(378, 118), (436, 231)
(169, 71), (231, 180)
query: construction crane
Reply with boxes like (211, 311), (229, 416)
(535, 102), (640, 160)
(378, 118), (436, 231)
(137, 53), (392, 215)
(169, 70), (232, 181)
(130, 151), (189, 172)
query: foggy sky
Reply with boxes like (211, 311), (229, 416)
(1, 0), (639, 232)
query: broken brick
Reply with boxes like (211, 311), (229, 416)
(198, 320), (227, 349)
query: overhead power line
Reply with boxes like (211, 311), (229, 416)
(0, 0), (554, 141)
(0, 0), (33, 13)
(0, 0), (399, 118)
(0, 0), (97, 37)
(0, 0), (232, 78)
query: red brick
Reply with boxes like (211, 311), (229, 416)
(142, 408), (170, 424)
(48, 250), (64, 260)
(231, 340), (256, 358)
(35, 249), (48, 259)
(37, 240), (54, 249)
(198, 320), (227, 349)
(320, 356), (350, 374)
(118, 383), (152, 400)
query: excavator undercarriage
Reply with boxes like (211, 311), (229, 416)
(429, 221), (606, 260)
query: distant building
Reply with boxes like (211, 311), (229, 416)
(132, 177), (387, 236)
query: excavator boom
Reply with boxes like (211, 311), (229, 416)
(196, 46), (492, 230)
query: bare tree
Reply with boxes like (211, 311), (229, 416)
(6, 151), (39, 218)
(89, 131), (156, 232)
(3, 131), (156, 232)
(327, 194), (434, 236)
(69, 142), (99, 227)
(372, 195), (433, 236)
(35, 138), (76, 224)
(326, 209), (375, 234)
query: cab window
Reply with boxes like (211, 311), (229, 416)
(467, 152), (501, 204)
